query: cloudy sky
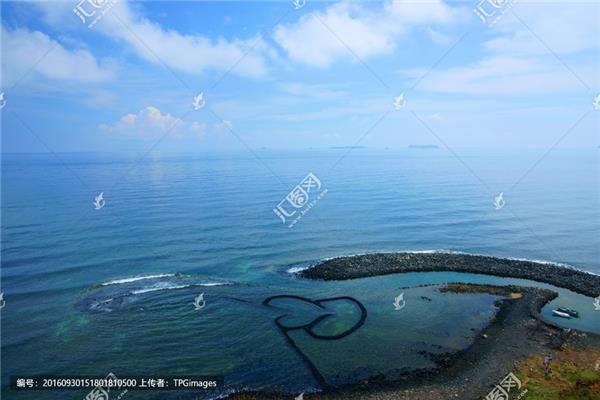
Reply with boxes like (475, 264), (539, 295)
(1, 0), (599, 153)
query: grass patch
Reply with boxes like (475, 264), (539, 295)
(514, 345), (600, 399)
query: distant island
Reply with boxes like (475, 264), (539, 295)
(408, 145), (439, 149)
(330, 146), (366, 150)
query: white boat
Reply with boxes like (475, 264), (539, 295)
(552, 309), (572, 319)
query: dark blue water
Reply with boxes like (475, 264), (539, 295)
(2, 149), (599, 399)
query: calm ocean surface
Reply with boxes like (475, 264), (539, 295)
(1, 149), (599, 399)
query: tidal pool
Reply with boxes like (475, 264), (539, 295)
(12, 269), (589, 400)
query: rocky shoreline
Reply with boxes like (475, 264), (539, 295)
(229, 281), (600, 400)
(228, 253), (600, 400)
(310, 284), (568, 400)
(300, 252), (600, 297)
(321, 284), (600, 400)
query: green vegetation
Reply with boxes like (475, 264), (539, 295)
(515, 345), (600, 400)
(439, 283), (516, 296)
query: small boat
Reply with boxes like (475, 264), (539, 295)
(552, 309), (572, 319)
(556, 307), (579, 318)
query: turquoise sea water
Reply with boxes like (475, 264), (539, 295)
(1, 149), (599, 399)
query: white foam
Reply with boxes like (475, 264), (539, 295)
(417, 250), (599, 276)
(130, 281), (231, 295)
(287, 265), (311, 274)
(287, 249), (599, 277)
(101, 274), (176, 286)
(201, 282), (231, 287)
(131, 284), (189, 295)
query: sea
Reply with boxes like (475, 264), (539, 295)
(1, 148), (599, 399)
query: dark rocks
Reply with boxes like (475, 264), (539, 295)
(300, 252), (600, 297)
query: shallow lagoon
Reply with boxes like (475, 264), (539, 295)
(5, 268), (597, 399)
(2, 150), (599, 399)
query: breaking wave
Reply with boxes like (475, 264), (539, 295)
(79, 273), (232, 312)
(101, 273), (177, 286)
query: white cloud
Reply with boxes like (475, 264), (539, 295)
(97, 2), (272, 78)
(484, 3), (600, 56)
(0, 25), (116, 85)
(101, 106), (185, 138)
(261, 100), (386, 122)
(213, 119), (233, 131)
(190, 121), (208, 137)
(274, 3), (394, 68)
(30, 1), (274, 78)
(25, 0), (467, 80)
(83, 89), (117, 108)
(406, 2), (600, 95)
(102, 106), (232, 139)
(273, 0), (465, 68)
(413, 55), (595, 95)
(384, 0), (460, 23)
(278, 82), (347, 99)
(426, 28), (452, 46)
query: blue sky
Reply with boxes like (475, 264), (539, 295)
(1, 0), (599, 153)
